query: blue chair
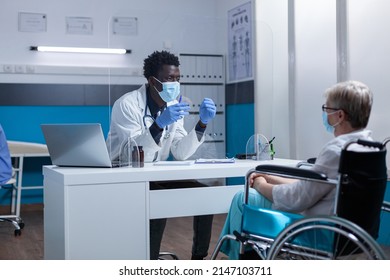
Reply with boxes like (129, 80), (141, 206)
(211, 138), (389, 260)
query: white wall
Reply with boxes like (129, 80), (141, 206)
(348, 0), (390, 148)
(294, 0), (337, 160)
(0, 0), (225, 84)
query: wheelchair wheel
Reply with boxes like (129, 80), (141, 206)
(266, 216), (386, 260)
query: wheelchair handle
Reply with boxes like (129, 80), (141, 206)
(383, 137), (390, 146)
(357, 139), (384, 149)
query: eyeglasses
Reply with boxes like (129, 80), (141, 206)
(322, 104), (339, 112)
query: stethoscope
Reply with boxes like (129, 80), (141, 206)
(142, 101), (171, 140)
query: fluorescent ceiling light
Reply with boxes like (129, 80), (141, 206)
(30, 46), (131, 54)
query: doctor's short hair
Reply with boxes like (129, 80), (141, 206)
(143, 50), (180, 79)
(324, 80), (373, 129)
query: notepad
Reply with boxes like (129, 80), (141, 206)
(153, 160), (194, 166)
(195, 158), (235, 164)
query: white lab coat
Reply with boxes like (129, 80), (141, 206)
(106, 84), (204, 163)
(272, 129), (373, 216)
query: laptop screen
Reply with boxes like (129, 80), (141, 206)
(41, 123), (112, 168)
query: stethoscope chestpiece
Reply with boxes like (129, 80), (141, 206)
(163, 131), (170, 139)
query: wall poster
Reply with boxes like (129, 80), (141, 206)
(228, 1), (253, 83)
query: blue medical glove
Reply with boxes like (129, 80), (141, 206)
(199, 98), (216, 124)
(155, 102), (190, 129)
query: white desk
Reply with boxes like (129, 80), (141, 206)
(43, 158), (299, 260)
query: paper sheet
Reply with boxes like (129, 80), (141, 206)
(195, 158), (235, 164)
(153, 160), (194, 166)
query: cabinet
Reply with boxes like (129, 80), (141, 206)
(179, 54), (226, 159)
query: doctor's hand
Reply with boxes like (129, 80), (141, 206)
(199, 98), (216, 125)
(155, 102), (190, 129)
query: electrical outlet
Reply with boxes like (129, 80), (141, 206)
(26, 65), (35, 73)
(131, 67), (142, 76)
(15, 65), (25, 73)
(3, 65), (14, 73)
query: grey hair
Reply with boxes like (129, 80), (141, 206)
(324, 80), (373, 129)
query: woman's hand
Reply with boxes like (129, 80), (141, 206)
(248, 173), (274, 201)
(248, 172), (266, 186)
(252, 176), (268, 192)
(249, 173), (297, 186)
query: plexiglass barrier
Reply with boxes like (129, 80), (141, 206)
(104, 5), (265, 166)
(246, 133), (275, 161)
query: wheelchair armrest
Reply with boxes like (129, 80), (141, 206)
(296, 161), (314, 169)
(255, 164), (328, 181)
(243, 165), (330, 204)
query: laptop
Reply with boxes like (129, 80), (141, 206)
(41, 123), (113, 167)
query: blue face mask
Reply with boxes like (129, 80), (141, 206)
(153, 77), (180, 103)
(322, 111), (340, 134)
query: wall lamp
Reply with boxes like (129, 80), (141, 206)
(30, 46), (131, 54)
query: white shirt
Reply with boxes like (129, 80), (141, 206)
(272, 129), (373, 216)
(106, 84), (204, 163)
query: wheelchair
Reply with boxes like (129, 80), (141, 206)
(211, 138), (390, 260)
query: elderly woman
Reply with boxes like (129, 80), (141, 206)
(219, 80), (375, 259)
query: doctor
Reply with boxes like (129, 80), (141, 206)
(106, 50), (216, 260)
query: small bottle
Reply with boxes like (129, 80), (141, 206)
(132, 146), (144, 168)
(138, 146), (144, 167)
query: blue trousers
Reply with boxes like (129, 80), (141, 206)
(219, 188), (272, 259)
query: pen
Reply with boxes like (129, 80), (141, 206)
(269, 137), (275, 160)
(179, 95), (182, 103)
(270, 143), (275, 160)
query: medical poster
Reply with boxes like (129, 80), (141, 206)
(228, 1), (253, 83)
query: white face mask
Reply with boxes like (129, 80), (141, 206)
(322, 110), (340, 134)
(153, 77), (180, 103)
